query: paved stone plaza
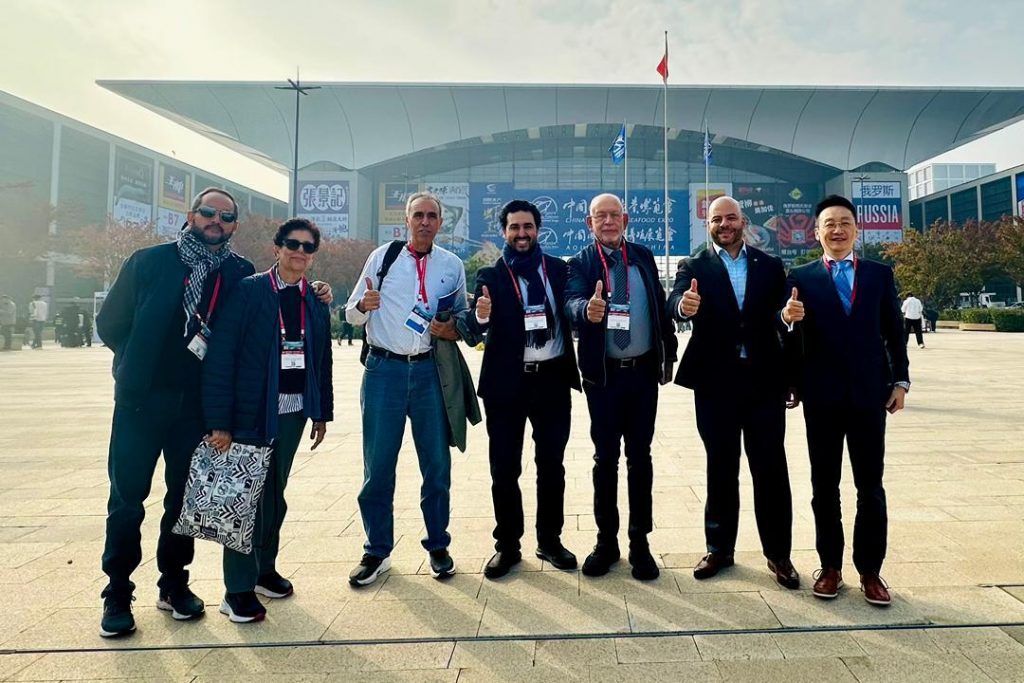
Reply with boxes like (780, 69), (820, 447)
(0, 330), (1022, 681)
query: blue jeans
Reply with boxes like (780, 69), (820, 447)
(358, 354), (451, 558)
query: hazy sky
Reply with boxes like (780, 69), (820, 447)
(4, 0), (1023, 200)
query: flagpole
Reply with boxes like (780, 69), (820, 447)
(704, 120), (710, 251)
(623, 121), (629, 210)
(662, 30), (670, 292)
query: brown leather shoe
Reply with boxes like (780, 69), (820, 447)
(860, 574), (891, 606)
(693, 552), (734, 580)
(812, 567), (843, 599)
(767, 558), (800, 590)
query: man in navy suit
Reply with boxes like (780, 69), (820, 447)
(467, 200), (582, 579)
(667, 196), (799, 590)
(781, 194), (909, 606)
(565, 193), (678, 581)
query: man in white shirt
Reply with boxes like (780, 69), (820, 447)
(465, 200), (582, 579)
(901, 292), (925, 348)
(345, 191), (467, 586)
(28, 294), (48, 349)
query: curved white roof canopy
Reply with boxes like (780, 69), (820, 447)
(98, 81), (1024, 179)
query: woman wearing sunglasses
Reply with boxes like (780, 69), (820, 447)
(201, 217), (334, 623)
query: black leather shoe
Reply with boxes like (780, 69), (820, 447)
(629, 547), (660, 581)
(536, 543), (577, 570)
(581, 546), (620, 577)
(767, 558), (800, 590)
(484, 550), (522, 579)
(693, 552), (735, 580)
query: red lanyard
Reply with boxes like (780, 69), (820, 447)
(503, 257), (550, 307)
(183, 273), (223, 323)
(407, 245), (430, 308)
(823, 255), (858, 305)
(595, 240), (630, 301)
(268, 271), (307, 341)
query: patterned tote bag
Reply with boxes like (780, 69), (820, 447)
(173, 440), (273, 554)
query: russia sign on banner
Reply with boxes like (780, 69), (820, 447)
(851, 180), (903, 244)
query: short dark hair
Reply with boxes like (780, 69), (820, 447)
(191, 187), (239, 215)
(499, 199), (542, 230)
(274, 218), (321, 251)
(815, 194), (856, 220)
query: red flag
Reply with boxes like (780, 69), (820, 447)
(656, 35), (668, 82)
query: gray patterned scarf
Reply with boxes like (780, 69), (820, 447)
(176, 228), (233, 336)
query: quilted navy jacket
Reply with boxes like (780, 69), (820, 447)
(202, 271), (334, 443)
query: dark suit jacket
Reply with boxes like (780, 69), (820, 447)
(785, 257), (909, 409)
(96, 242), (255, 405)
(564, 241), (678, 387)
(467, 254), (581, 400)
(667, 246), (788, 398)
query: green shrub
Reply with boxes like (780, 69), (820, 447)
(961, 308), (993, 324)
(991, 309), (1024, 332)
(939, 309), (961, 321)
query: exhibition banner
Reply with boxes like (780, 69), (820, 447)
(852, 180), (903, 244)
(157, 164), (191, 237)
(688, 183), (732, 252)
(297, 179), (349, 239)
(112, 150), (153, 225)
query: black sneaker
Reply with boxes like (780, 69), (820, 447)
(255, 571), (294, 599)
(99, 592), (136, 638)
(348, 554), (391, 587)
(429, 549), (456, 579)
(156, 585), (205, 620)
(219, 591), (267, 623)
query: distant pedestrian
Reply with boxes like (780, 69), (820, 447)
(0, 295), (15, 350)
(28, 294), (47, 349)
(901, 292), (925, 348)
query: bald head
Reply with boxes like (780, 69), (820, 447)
(707, 194), (747, 256)
(586, 193), (628, 248)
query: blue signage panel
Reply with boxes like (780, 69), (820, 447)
(468, 185), (689, 258)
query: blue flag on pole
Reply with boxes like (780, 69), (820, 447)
(703, 127), (713, 166)
(609, 124), (626, 165)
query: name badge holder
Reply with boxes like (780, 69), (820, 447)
(405, 247), (433, 334)
(186, 273), (222, 360)
(504, 259), (551, 333)
(269, 271), (308, 371)
(595, 241), (632, 333)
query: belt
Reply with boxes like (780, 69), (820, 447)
(368, 346), (432, 363)
(606, 351), (654, 369)
(523, 359), (558, 374)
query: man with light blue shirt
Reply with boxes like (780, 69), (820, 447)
(667, 195), (800, 589)
(344, 191), (467, 586)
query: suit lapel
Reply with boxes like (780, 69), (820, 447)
(707, 249), (740, 315)
(809, 260), (846, 317)
(742, 249), (759, 313)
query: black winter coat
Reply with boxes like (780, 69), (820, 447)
(202, 271), (334, 443)
(96, 242), (254, 405)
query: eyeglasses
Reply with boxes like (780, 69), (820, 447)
(590, 211), (623, 222)
(195, 206), (237, 223)
(281, 238), (317, 254)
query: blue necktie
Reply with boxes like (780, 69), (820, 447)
(833, 260), (853, 315)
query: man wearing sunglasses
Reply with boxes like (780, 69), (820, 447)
(95, 188), (332, 637)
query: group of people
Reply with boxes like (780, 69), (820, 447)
(95, 185), (911, 640)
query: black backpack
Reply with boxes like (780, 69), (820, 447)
(359, 240), (406, 366)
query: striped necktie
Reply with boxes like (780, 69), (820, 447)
(833, 260), (853, 315)
(610, 252), (631, 350)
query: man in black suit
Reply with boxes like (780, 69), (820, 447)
(781, 194), (909, 606)
(467, 200), (581, 579)
(667, 196), (799, 589)
(565, 193), (678, 581)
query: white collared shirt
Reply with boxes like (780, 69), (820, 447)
(345, 243), (468, 355)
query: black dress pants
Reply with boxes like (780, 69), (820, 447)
(583, 355), (659, 551)
(484, 364), (571, 552)
(905, 318), (924, 346)
(803, 401), (888, 575)
(101, 390), (203, 596)
(694, 378), (793, 560)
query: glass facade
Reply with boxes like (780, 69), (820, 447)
(980, 177), (1012, 221)
(58, 127), (109, 226)
(950, 188), (978, 225)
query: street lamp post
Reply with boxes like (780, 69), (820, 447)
(275, 70), (321, 215)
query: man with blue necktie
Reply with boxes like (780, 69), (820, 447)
(781, 194), (909, 607)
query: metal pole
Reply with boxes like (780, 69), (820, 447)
(663, 32), (670, 291)
(292, 84), (300, 214)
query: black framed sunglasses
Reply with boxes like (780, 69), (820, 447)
(281, 238), (317, 254)
(195, 205), (237, 223)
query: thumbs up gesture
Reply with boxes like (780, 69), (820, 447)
(782, 286), (804, 324)
(476, 285), (492, 319)
(586, 280), (607, 323)
(358, 276), (381, 313)
(680, 278), (701, 317)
